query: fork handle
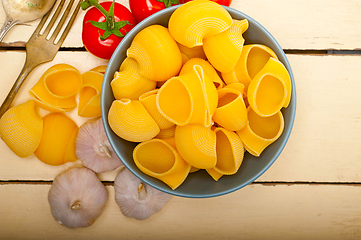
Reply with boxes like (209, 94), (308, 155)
(0, 61), (35, 118)
(0, 16), (18, 42)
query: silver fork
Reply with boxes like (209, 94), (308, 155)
(0, 0), (81, 118)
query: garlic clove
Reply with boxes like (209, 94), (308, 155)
(75, 118), (123, 173)
(114, 168), (171, 220)
(48, 167), (108, 229)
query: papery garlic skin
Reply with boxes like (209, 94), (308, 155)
(75, 118), (123, 173)
(48, 167), (108, 228)
(114, 168), (171, 220)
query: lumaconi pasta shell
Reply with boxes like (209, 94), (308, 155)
(213, 127), (244, 175)
(108, 99), (160, 142)
(213, 88), (247, 131)
(203, 19), (248, 73)
(206, 168), (223, 181)
(133, 138), (191, 190)
(180, 58), (225, 90)
(175, 124), (217, 169)
(111, 57), (156, 100)
(168, 0), (233, 48)
(127, 25), (182, 82)
(221, 44), (278, 90)
(0, 100), (43, 158)
(155, 125), (176, 139)
(139, 89), (175, 130)
(29, 64), (83, 112)
(78, 71), (103, 118)
(157, 65), (218, 127)
(34, 113), (78, 165)
(177, 42), (207, 61)
(247, 57), (292, 117)
(236, 107), (284, 157)
(89, 65), (107, 74)
(224, 82), (246, 97)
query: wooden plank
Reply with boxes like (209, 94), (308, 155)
(0, 53), (360, 183)
(0, 0), (360, 50)
(1, 183), (361, 239)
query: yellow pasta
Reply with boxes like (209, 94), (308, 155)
(237, 107), (284, 157)
(203, 19), (248, 73)
(224, 82), (246, 97)
(177, 42), (207, 61)
(157, 65), (218, 127)
(206, 168), (223, 181)
(168, 0), (233, 48)
(29, 64), (83, 112)
(139, 89), (175, 130)
(133, 138), (191, 190)
(247, 57), (292, 117)
(78, 70), (103, 118)
(213, 127), (244, 175)
(155, 125), (176, 139)
(35, 113), (78, 165)
(108, 99), (160, 142)
(127, 25), (182, 82)
(180, 58), (225, 90)
(175, 124), (217, 169)
(89, 65), (107, 74)
(221, 44), (278, 90)
(0, 100), (43, 158)
(213, 87), (247, 131)
(111, 57), (156, 100)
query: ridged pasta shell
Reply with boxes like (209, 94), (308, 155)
(177, 42), (207, 61)
(206, 168), (223, 181)
(157, 65), (218, 127)
(221, 44), (278, 90)
(78, 71), (102, 118)
(224, 82), (246, 97)
(247, 57), (292, 117)
(139, 89), (175, 130)
(155, 125), (176, 139)
(213, 127), (244, 175)
(180, 58), (225, 90)
(175, 124), (217, 169)
(213, 88), (247, 131)
(169, 0), (233, 48)
(89, 65), (107, 74)
(127, 25), (182, 82)
(133, 139), (191, 190)
(203, 19), (248, 73)
(35, 113), (78, 165)
(236, 107), (284, 157)
(111, 57), (156, 100)
(108, 99), (160, 142)
(29, 64), (83, 112)
(0, 100), (43, 158)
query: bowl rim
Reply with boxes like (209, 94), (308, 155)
(101, 4), (297, 198)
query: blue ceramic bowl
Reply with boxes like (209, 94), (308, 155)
(101, 5), (296, 198)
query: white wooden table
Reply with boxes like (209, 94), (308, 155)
(1, 0), (361, 239)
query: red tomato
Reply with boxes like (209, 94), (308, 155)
(129, 0), (180, 23)
(82, 2), (137, 60)
(179, 0), (232, 6)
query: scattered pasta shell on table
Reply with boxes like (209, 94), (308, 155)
(169, 0), (233, 48)
(203, 19), (249, 73)
(180, 58), (225, 90)
(175, 124), (217, 169)
(133, 138), (191, 190)
(89, 65), (107, 74)
(78, 70), (103, 118)
(108, 99), (160, 142)
(157, 65), (218, 127)
(247, 57), (292, 117)
(111, 57), (156, 100)
(221, 44), (278, 90)
(139, 90), (175, 130)
(35, 113), (78, 165)
(127, 25), (182, 82)
(213, 87), (248, 131)
(237, 107), (284, 157)
(0, 100), (43, 158)
(29, 63), (83, 112)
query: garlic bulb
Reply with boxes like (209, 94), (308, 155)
(48, 167), (108, 228)
(75, 118), (123, 173)
(114, 168), (171, 220)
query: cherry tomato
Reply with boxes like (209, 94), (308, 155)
(129, 0), (180, 23)
(82, 2), (137, 60)
(179, 0), (232, 7)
